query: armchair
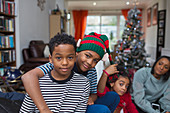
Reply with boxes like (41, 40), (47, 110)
(19, 40), (49, 73)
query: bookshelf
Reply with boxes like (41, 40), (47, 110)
(0, 0), (16, 75)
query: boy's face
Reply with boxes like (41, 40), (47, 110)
(110, 76), (129, 96)
(76, 50), (101, 73)
(49, 44), (76, 79)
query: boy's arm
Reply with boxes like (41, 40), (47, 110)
(97, 71), (109, 93)
(21, 68), (51, 113)
(97, 64), (119, 93)
(87, 93), (98, 105)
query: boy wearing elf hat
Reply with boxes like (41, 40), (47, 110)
(21, 32), (120, 113)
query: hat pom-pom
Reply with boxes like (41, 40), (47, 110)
(76, 39), (81, 47)
(102, 53), (109, 61)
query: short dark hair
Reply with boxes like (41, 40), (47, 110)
(49, 33), (76, 55)
(151, 55), (170, 81)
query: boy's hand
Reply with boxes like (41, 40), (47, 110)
(40, 110), (53, 113)
(40, 107), (53, 113)
(87, 96), (94, 105)
(105, 64), (119, 75)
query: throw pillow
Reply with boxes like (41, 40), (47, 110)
(43, 45), (50, 58)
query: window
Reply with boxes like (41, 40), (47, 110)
(85, 15), (125, 51)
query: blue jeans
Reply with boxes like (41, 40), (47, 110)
(86, 104), (111, 113)
(86, 91), (120, 113)
(0, 91), (25, 100)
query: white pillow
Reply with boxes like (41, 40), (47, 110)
(43, 45), (50, 58)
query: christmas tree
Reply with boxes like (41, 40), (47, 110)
(115, 7), (150, 69)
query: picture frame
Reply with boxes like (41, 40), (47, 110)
(158, 46), (162, 52)
(159, 11), (165, 20)
(159, 20), (164, 28)
(158, 29), (164, 36)
(152, 3), (158, 25)
(158, 37), (163, 45)
(147, 8), (152, 27)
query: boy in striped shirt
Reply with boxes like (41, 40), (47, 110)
(20, 33), (90, 113)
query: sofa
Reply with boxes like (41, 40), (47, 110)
(0, 97), (23, 113)
(19, 40), (49, 73)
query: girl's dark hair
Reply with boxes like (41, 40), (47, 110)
(49, 33), (76, 55)
(151, 55), (170, 81)
(106, 65), (132, 93)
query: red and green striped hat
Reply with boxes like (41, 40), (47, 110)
(76, 32), (114, 65)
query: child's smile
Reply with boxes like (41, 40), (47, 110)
(76, 50), (101, 73)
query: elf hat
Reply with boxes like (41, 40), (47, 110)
(76, 32), (114, 65)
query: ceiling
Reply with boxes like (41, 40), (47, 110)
(65, 0), (153, 10)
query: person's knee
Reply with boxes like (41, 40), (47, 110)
(101, 105), (111, 113)
(106, 91), (120, 101)
(86, 104), (111, 113)
(106, 91), (118, 97)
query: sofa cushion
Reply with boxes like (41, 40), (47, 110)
(30, 44), (46, 58)
(28, 58), (49, 63)
(0, 97), (23, 113)
(30, 40), (44, 45)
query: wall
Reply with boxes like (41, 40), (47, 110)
(145, 0), (169, 63)
(161, 0), (170, 57)
(56, 0), (65, 10)
(165, 0), (170, 50)
(15, 0), (65, 68)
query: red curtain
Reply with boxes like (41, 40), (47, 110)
(72, 10), (88, 41)
(121, 9), (142, 20)
(121, 9), (129, 20)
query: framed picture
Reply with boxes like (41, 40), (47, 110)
(159, 11), (165, 20)
(158, 29), (164, 36)
(158, 46), (162, 52)
(159, 20), (164, 28)
(147, 8), (151, 27)
(152, 3), (158, 25)
(158, 37), (163, 45)
(156, 10), (166, 59)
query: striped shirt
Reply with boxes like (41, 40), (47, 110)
(38, 62), (97, 94)
(20, 71), (90, 113)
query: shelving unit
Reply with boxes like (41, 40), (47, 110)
(0, 0), (16, 75)
(49, 12), (66, 39)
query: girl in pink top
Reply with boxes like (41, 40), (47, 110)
(97, 66), (138, 113)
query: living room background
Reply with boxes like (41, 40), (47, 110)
(15, 0), (170, 69)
